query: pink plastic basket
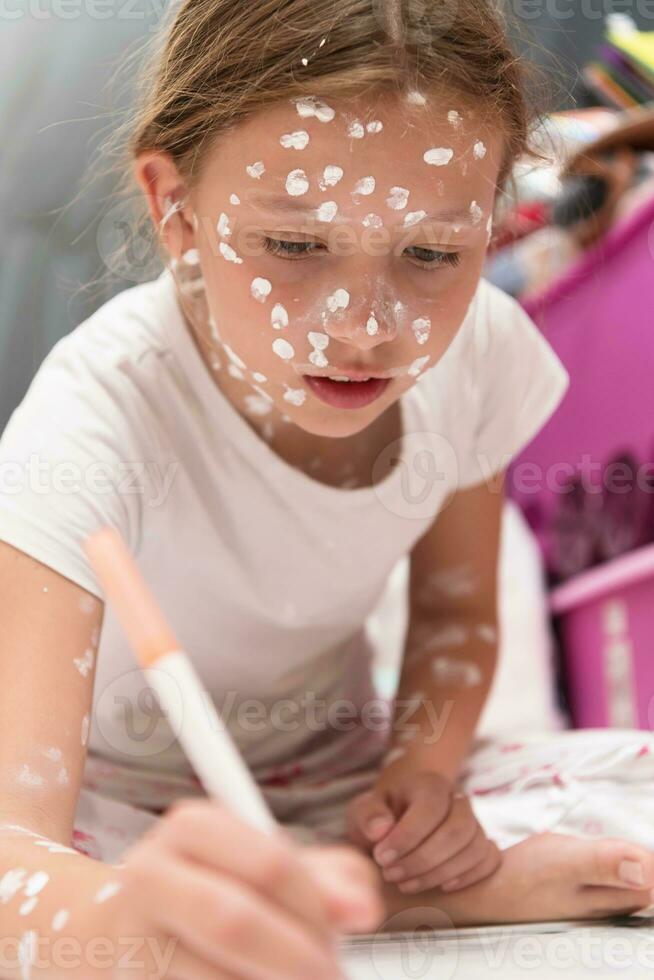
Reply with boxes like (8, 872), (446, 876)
(508, 194), (654, 585)
(551, 543), (654, 729)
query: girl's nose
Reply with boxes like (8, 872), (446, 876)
(323, 310), (399, 350)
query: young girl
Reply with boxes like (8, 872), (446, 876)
(2, 0), (654, 975)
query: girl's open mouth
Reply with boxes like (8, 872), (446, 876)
(303, 375), (391, 409)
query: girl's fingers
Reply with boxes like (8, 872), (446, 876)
(380, 796), (477, 881)
(396, 830), (496, 894)
(439, 839), (502, 892)
(373, 784), (451, 866)
(302, 846), (384, 933)
(142, 851), (343, 980)
(346, 791), (395, 847)
(159, 800), (334, 942)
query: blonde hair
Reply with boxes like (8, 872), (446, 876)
(84, 0), (551, 292)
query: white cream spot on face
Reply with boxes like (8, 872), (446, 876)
(283, 387), (307, 407)
(347, 120), (365, 139)
(408, 355), (430, 377)
(383, 747), (406, 768)
(293, 97), (335, 123)
(73, 648), (94, 678)
(424, 147), (454, 166)
(52, 909), (69, 932)
(246, 160), (265, 179)
(223, 345), (247, 369)
(386, 186), (409, 210)
(309, 350), (329, 368)
(366, 120), (383, 133)
(279, 129), (310, 150)
(407, 90), (427, 106)
(33, 840), (77, 855)
(81, 713), (90, 747)
(219, 242), (243, 265)
(217, 213), (232, 238)
(182, 248), (200, 265)
(272, 338), (295, 360)
(366, 313), (379, 336)
(18, 766), (44, 789)
(448, 109), (463, 127)
(404, 210), (426, 227)
(250, 277), (272, 303)
(271, 303), (289, 329)
(252, 372), (267, 383)
(244, 394), (272, 417)
(470, 201), (483, 224)
(24, 871), (49, 898)
(94, 881), (122, 904)
(352, 176), (375, 197)
(308, 331), (329, 351)
(473, 140), (487, 159)
(431, 657), (483, 688)
(229, 193), (241, 205)
(43, 747), (62, 763)
(315, 200), (338, 223)
(318, 165), (344, 191)
(286, 168), (310, 196)
(0, 867), (28, 902)
(412, 317), (431, 345)
(362, 213), (383, 228)
(326, 288), (350, 312)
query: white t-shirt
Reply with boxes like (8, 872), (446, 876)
(0, 268), (568, 835)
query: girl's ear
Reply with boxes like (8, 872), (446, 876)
(133, 151), (195, 259)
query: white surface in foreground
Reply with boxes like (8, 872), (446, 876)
(341, 919), (654, 979)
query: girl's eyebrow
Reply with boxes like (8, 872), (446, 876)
(244, 192), (478, 226)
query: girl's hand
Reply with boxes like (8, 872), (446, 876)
(346, 770), (501, 895)
(105, 798), (383, 979)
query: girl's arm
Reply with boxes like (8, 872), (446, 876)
(390, 471), (505, 778)
(0, 540), (120, 979)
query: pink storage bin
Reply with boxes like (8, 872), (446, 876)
(507, 193), (654, 585)
(550, 543), (654, 730)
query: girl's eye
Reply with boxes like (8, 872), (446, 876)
(405, 247), (461, 269)
(262, 238), (324, 259)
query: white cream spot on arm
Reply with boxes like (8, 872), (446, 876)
(73, 648), (94, 678)
(94, 881), (122, 904)
(42, 747), (62, 763)
(81, 713), (90, 746)
(17, 766), (45, 789)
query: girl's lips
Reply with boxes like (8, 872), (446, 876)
(303, 375), (391, 409)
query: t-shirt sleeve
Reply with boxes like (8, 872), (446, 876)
(456, 281), (570, 490)
(0, 337), (143, 599)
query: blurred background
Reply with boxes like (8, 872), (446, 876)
(2, 2), (654, 737)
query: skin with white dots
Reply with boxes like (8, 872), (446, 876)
(177, 91), (500, 440)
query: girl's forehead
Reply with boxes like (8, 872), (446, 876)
(202, 95), (502, 205)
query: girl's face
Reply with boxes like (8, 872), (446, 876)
(186, 92), (503, 438)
